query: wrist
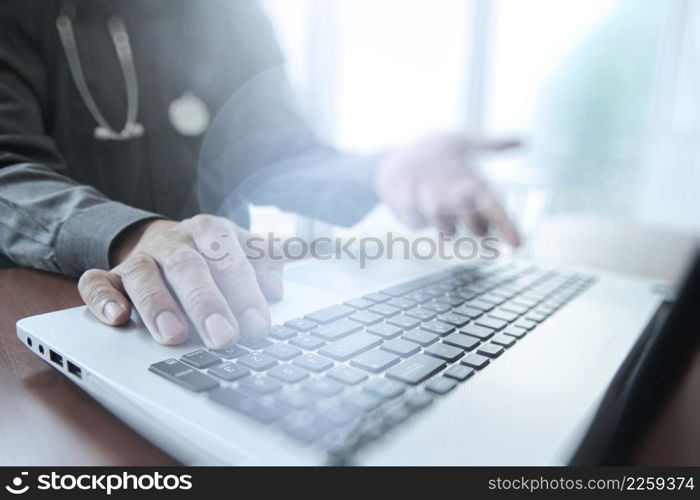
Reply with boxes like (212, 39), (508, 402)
(109, 218), (166, 267)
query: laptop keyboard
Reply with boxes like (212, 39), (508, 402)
(148, 262), (594, 460)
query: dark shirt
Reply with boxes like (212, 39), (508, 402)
(0, 0), (377, 277)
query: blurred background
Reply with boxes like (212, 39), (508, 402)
(250, 0), (700, 251)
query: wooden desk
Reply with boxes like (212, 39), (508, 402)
(0, 268), (177, 466)
(0, 267), (698, 465)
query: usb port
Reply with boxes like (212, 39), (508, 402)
(49, 349), (63, 367)
(67, 361), (82, 379)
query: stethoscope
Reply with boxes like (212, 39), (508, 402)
(56, 13), (210, 141)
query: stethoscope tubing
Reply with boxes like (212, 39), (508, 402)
(56, 14), (144, 140)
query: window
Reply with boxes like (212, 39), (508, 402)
(256, 0), (697, 239)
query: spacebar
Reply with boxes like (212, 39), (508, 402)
(380, 271), (449, 297)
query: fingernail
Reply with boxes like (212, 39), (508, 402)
(103, 301), (123, 322)
(155, 310), (184, 342)
(240, 308), (269, 338)
(267, 269), (284, 298)
(203, 313), (237, 348)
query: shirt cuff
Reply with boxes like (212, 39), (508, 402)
(55, 202), (162, 277)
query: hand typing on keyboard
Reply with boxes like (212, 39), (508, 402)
(77, 215), (284, 349)
(374, 133), (521, 245)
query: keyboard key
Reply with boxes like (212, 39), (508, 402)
(405, 308), (436, 321)
(350, 350), (400, 373)
(239, 337), (273, 350)
(491, 334), (516, 347)
(240, 375), (282, 395)
(386, 354), (446, 385)
(149, 359), (219, 392)
(343, 391), (383, 412)
(386, 298), (416, 310)
(366, 322), (403, 339)
(363, 378), (405, 399)
(344, 298), (374, 309)
(276, 388), (318, 409)
(527, 312), (548, 322)
(311, 319), (362, 341)
(463, 299), (495, 312)
(181, 349), (221, 369)
(405, 291), (432, 303)
(514, 319), (537, 330)
(461, 353), (490, 369)
(210, 387), (287, 423)
(535, 305), (556, 315)
(315, 400), (358, 426)
(445, 365), (474, 381)
(264, 343), (302, 361)
(281, 410), (329, 442)
(380, 273), (444, 297)
(327, 365), (368, 385)
(268, 364), (310, 383)
(477, 343), (505, 358)
(437, 312), (470, 327)
(369, 304), (401, 317)
(269, 325), (297, 340)
(503, 325), (528, 338)
(424, 343), (464, 362)
(442, 294), (466, 306)
(478, 293), (507, 305)
(512, 297), (539, 308)
(460, 324), (495, 340)
(421, 285), (445, 298)
(420, 320), (454, 336)
(387, 315), (420, 330)
(211, 345), (248, 359)
(489, 309), (520, 322)
(385, 405), (412, 426)
(305, 304), (354, 324)
(302, 377), (344, 397)
(363, 292), (391, 303)
(318, 332), (382, 361)
(402, 329), (439, 346)
(381, 338), (421, 357)
(208, 362), (250, 382)
(289, 334), (326, 350)
(237, 352), (278, 371)
(501, 303), (530, 315)
(426, 377), (457, 395)
(451, 305), (483, 319)
(349, 311), (383, 326)
(442, 333), (480, 351)
(293, 353), (334, 372)
(284, 318), (317, 332)
(405, 390), (433, 409)
(475, 317), (508, 330)
(422, 301), (451, 314)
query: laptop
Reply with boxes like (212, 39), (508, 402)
(16, 248), (691, 465)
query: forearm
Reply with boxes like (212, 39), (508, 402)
(0, 161), (160, 277)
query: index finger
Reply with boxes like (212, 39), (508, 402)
(188, 217), (271, 339)
(474, 186), (521, 246)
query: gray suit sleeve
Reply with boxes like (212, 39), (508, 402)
(198, 66), (379, 228)
(198, 2), (378, 227)
(0, 18), (159, 277)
